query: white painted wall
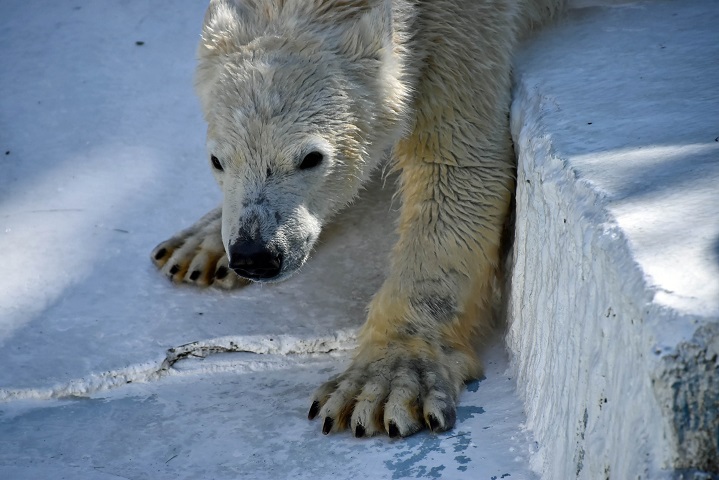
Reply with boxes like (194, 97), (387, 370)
(507, 1), (719, 478)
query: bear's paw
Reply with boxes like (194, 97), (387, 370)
(309, 342), (467, 438)
(151, 207), (249, 289)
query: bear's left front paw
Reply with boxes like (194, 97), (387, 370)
(309, 343), (468, 438)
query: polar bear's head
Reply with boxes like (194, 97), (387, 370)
(194, 0), (410, 282)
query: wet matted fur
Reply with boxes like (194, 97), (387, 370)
(152, 0), (565, 437)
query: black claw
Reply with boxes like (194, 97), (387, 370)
(169, 264), (180, 275)
(388, 422), (400, 438)
(308, 401), (320, 420)
(322, 417), (334, 435)
(443, 406), (457, 431)
(154, 248), (167, 260)
(189, 270), (201, 281)
(428, 414), (441, 432)
(354, 424), (365, 438)
(215, 266), (228, 280)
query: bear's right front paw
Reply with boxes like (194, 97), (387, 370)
(152, 238), (248, 289)
(151, 214), (249, 289)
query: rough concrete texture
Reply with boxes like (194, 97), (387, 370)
(507, 1), (718, 478)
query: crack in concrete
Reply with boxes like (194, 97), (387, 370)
(0, 330), (357, 403)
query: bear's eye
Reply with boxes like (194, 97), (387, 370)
(210, 155), (223, 172)
(299, 151), (323, 170)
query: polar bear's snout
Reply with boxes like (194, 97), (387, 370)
(220, 189), (322, 283)
(227, 238), (283, 281)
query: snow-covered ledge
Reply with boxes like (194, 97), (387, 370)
(507, 1), (719, 478)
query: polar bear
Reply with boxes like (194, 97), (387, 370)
(152, 0), (564, 437)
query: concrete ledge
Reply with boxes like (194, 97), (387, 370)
(507, 1), (719, 478)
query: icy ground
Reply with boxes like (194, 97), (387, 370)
(0, 1), (538, 479)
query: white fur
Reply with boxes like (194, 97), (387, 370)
(152, 0), (566, 437)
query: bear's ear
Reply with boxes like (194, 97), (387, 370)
(309, 0), (391, 61)
(195, 0), (247, 115)
(310, 0), (380, 23)
(198, 0), (245, 58)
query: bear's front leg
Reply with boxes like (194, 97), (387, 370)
(310, 158), (513, 437)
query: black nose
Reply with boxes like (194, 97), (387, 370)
(227, 239), (282, 280)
